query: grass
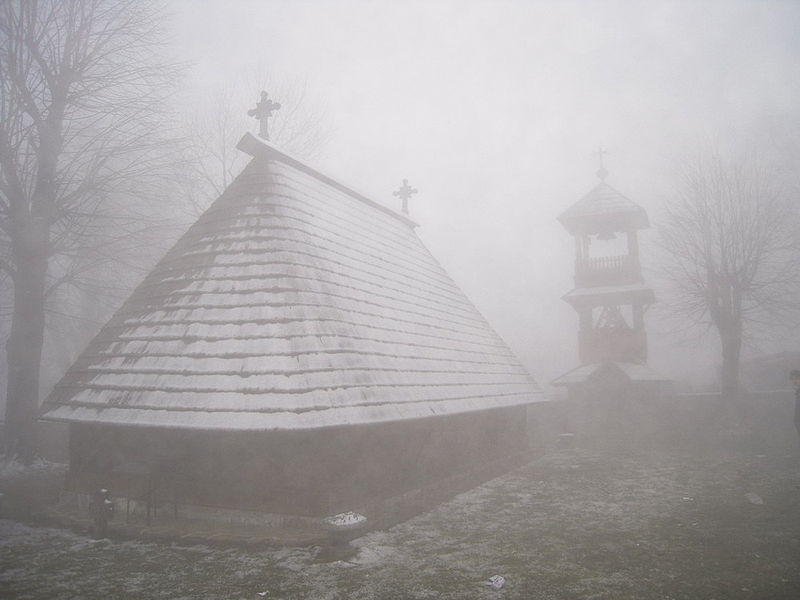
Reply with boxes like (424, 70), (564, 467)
(1, 444), (799, 599)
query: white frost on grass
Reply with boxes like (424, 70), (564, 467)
(0, 519), (83, 547)
(271, 546), (316, 571)
(2, 450), (796, 600)
(351, 531), (398, 565)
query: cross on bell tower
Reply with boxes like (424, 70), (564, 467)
(592, 146), (609, 181)
(248, 91), (281, 140)
(393, 179), (418, 215)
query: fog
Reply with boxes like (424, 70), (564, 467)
(4, 2), (800, 597)
(170, 0), (800, 387)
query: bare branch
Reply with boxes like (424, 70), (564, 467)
(0, 0), (185, 459)
(658, 151), (800, 397)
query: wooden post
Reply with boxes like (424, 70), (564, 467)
(627, 230), (639, 258)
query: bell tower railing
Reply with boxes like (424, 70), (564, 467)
(575, 254), (641, 287)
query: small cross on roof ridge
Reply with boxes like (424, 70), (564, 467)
(393, 179), (418, 215)
(248, 91), (281, 141)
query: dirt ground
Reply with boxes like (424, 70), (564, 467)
(1, 442), (799, 600)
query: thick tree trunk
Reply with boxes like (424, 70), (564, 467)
(5, 220), (49, 462)
(4, 120), (59, 463)
(719, 327), (742, 403)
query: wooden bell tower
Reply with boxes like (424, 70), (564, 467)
(557, 154), (656, 372)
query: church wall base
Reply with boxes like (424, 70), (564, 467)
(62, 406), (532, 534)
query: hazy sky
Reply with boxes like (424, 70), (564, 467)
(170, 0), (800, 386)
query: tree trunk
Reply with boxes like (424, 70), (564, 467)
(4, 222), (48, 462)
(5, 213), (49, 462)
(4, 113), (62, 461)
(719, 327), (742, 403)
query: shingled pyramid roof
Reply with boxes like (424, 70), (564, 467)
(41, 133), (542, 431)
(558, 181), (649, 235)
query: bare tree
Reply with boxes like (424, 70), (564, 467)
(659, 153), (800, 400)
(0, 0), (182, 460)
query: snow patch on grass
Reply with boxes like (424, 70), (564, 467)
(2, 450), (800, 599)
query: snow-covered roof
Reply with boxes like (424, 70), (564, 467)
(41, 134), (543, 431)
(562, 283), (655, 307)
(558, 181), (649, 235)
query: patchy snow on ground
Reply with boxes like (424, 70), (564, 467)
(1, 448), (800, 599)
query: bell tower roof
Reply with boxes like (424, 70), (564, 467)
(557, 181), (650, 236)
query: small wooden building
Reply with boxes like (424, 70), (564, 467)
(41, 133), (543, 522)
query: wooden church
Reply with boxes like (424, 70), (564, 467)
(553, 154), (668, 400)
(41, 106), (543, 525)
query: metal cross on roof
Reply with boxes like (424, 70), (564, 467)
(393, 179), (418, 215)
(248, 91), (281, 140)
(592, 146), (609, 181)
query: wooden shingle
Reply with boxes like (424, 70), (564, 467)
(42, 134), (542, 430)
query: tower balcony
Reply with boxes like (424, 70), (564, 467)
(575, 255), (642, 287)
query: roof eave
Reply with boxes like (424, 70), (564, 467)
(39, 392), (547, 431)
(557, 210), (650, 235)
(562, 287), (656, 307)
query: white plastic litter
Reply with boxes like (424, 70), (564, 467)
(744, 492), (764, 505)
(487, 575), (506, 590)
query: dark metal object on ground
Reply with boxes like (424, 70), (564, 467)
(89, 488), (113, 538)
